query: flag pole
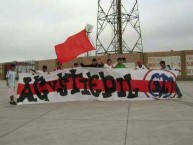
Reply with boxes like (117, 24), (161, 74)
(86, 32), (89, 57)
(85, 24), (94, 57)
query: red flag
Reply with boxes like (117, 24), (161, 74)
(55, 29), (95, 63)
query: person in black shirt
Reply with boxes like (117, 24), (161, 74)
(80, 58), (104, 68)
(159, 61), (182, 98)
(73, 62), (79, 67)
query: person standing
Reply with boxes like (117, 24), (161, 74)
(73, 62), (79, 68)
(6, 64), (17, 105)
(80, 58), (104, 68)
(114, 57), (126, 68)
(104, 59), (114, 68)
(30, 65), (49, 75)
(135, 61), (148, 70)
(54, 62), (63, 71)
(159, 61), (182, 98)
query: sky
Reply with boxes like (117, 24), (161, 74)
(0, 0), (193, 63)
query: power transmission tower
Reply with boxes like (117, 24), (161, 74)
(96, 0), (143, 55)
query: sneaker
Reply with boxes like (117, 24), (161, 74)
(10, 101), (17, 105)
(177, 94), (182, 99)
(12, 101), (17, 105)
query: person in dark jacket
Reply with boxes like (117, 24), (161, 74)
(159, 61), (182, 98)
(80, 58), (104, 68)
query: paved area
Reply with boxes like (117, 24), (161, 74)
(0, 80), (193, 145)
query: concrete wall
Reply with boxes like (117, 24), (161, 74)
(184, 50), (193, 80)
(1, 50), (193, 80)
(36, 59), (57, 72)
(0, 64), (3, 80)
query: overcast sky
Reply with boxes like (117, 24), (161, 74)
(0, 0), (193, 63)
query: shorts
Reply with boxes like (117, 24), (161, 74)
(8, 87), (15, 96)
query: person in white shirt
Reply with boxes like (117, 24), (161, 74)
(30, 65), (49, 75)
(159, 61), (182, 98)
(104, 59), (114, 68)
(135, 61), (147, 70)
(6, 64), (17, 105)
(160, 61), (180, 71)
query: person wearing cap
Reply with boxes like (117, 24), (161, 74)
(6, 64), (17, 105)
(80, 58), (104, 68)
(135, 61), (147, 70)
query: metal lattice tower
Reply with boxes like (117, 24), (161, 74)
(96, 0), (143, 54)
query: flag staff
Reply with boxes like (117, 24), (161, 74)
(85, 24), (94, 56)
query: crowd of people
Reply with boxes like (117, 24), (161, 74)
(6, 58), (182, 105)
(78, 57), (147, 69)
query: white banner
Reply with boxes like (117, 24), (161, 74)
(17, 68), (179, 105)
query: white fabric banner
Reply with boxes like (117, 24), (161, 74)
(17, 67), (178, 105)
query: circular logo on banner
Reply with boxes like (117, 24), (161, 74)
(143, 70), (177, 99)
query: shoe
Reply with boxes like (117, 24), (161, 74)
(12, 101), (17, 105)
(177, 94), (182, 99)
(10, 101), (17, 105)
